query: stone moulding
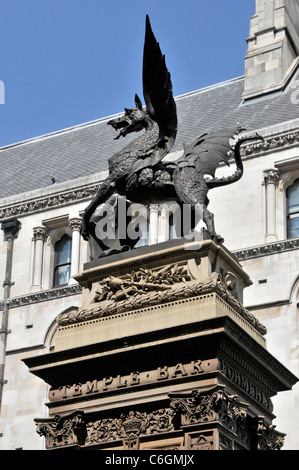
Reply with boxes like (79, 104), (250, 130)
(0, 183), (99, 220)
(233, 237), (299, 261)
(57, 276), (267, 337)
(0, 284), (82, 311)
(239, 129), (299, 158)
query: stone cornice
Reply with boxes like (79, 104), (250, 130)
(240, 129), (299, 158)
(233, 237), (299, 261)
(0, 284), (82, 311)
(0, 184), (99, 220)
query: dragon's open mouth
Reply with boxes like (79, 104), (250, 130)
(108, 115), (131, 131)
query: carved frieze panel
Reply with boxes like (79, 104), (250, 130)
(35, 385), (286, 450)
(85, 409), (175, 447)
(57, 268), (266, 336)
(92, 264), (191, 302)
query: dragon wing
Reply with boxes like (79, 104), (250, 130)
(142, 15), (177, 150)
(178, 128), (244, 177)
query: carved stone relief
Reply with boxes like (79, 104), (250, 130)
(256, 417), (286, 451)
(35, 411), (86, 448)
(34, 385), (286, 450)
(57, 259), (266, 336)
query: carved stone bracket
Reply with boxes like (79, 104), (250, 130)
(69, 217), (82, 232)
(255, 416), (285, 450)
(35, 411), (86, 449)
(169, 385), (247, 431)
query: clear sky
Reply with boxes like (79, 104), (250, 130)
(0, 0), (255, 147)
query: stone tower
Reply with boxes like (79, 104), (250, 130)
(243, 0), (299, 99)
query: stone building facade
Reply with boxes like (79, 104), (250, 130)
(0, 0), (299, 450)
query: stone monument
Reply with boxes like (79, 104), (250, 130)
(23, 16), (297, 451)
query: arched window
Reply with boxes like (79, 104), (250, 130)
(287, 179), (299, 238)
(53, 234), (72, 287)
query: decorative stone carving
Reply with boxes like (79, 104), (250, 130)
(0, 284), (82, 311)
(256, 417), (285, 451)
(69, 217), (82, 232)
(34, 385), (287, 450)
(85, 409), (175, 447)
(56, 274), (266, 336)
(35, 411), (86, 448)
(170, 385), (251, 449)
(33, 226), (48, 242)
(92, 264), (191, 302)
(263, 169), (280, 186)
(234, 237), (299, 261)
(169, 385), (247, 429)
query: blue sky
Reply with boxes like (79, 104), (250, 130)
(0, 0), (255, 147)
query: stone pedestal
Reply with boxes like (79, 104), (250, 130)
(23, 237), (297, 450)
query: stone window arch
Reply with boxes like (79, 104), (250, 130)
(44, 306), (79, 353)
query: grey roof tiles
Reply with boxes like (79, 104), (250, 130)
(0, 72), (298, 199)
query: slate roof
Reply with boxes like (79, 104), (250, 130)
(1, 71), (299, 200)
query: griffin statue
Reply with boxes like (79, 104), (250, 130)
(81, 15), (262, 255)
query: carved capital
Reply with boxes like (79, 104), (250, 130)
(170, 384), (250, 447)
(169, 385), (227, 426)
(263, 169), (280, 186)
(1, 217), (21, 239)
(33, 226), (48, 242)
(69, 217), (82, 232)
(256, 416), (285, 450)
(35, 411), (86, 449)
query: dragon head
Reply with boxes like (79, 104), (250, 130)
(107, 94), (150, 139)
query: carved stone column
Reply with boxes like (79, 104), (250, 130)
(32, 226), (48, 292)
(148, 204), (159, 245)
(264, 169), (280, 243)
(0, 218), (21, 409)
(69, 218), (82, 283)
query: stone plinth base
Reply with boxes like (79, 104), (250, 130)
(23, 239), (297, 450)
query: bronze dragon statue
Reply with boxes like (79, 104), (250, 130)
(81, 15), (262, 254)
